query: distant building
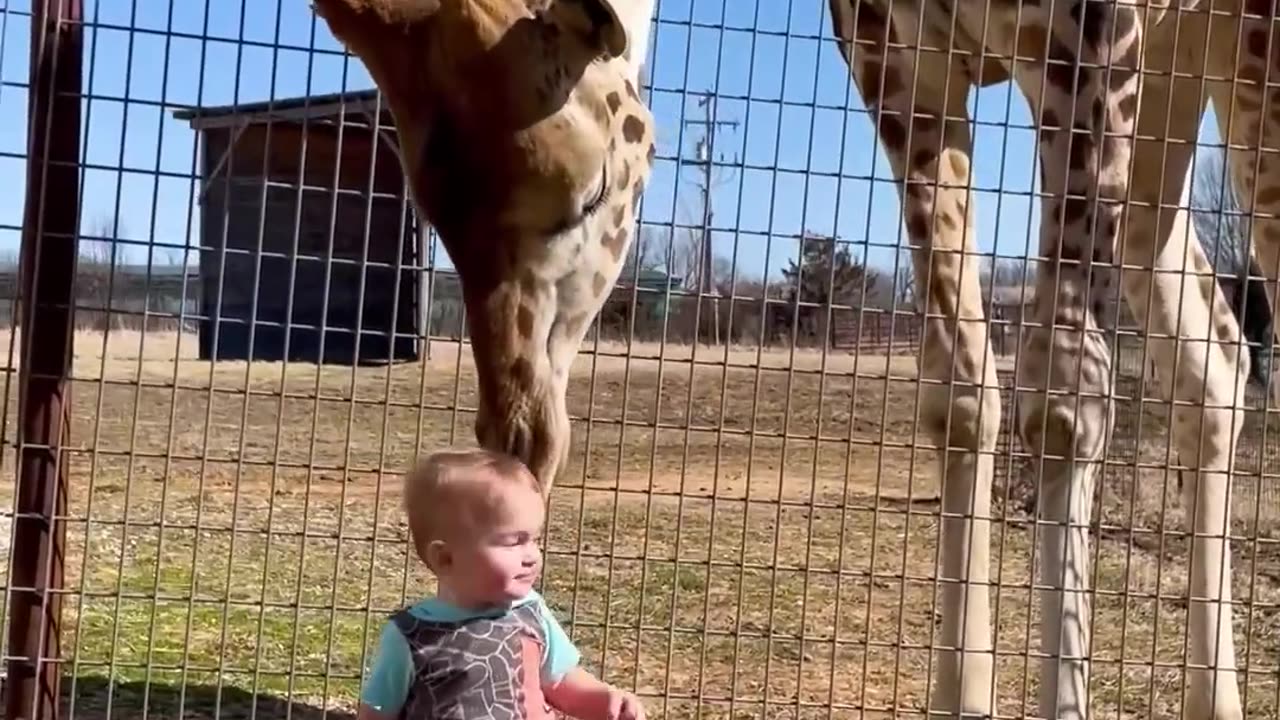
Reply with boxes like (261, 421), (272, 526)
(172, 89), (427, 364)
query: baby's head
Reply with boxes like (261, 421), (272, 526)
(403, 446), (546, 609)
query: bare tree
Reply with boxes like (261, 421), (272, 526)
(78, 215), (126, 330)
(655, 224), (702, 288)
(892, 251), (915, 309)
(979, 255), (1030, 291)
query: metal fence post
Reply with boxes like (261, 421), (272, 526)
(5, 1), (82, 719)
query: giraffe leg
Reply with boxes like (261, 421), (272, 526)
(1123, 167), (1245, 720)
(1114, 78), (1245, 720)
(1132, 10), (1280, 717)
(829, 3), (998, 716)
(1008, 5), (1145, 719)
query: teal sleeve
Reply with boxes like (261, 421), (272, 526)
(536, 597), (582, 684)
(361, 621), (413, 714)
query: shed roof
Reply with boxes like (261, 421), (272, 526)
(171, 88), (394, 132)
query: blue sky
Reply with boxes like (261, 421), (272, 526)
(0, 0), (1227, 283)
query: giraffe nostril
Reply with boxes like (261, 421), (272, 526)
(505, 422), (534, 466)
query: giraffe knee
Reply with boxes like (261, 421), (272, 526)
(921, 383), (1002, 453)
(1016, 392), (1112, 466)
(1171, 403), (1246, 472)
(1014, 324), (1114, 464)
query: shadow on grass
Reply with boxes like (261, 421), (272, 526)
(58, 676), (354, 720)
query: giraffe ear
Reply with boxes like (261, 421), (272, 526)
(558, 0), (629, 59)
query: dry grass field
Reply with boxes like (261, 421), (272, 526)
(2, 328), (1280, 720)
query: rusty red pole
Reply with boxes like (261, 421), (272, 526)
(5, 0), (82, 719)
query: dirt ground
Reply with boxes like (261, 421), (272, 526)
(1, 329), (1279, 720)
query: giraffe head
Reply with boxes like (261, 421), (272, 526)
(311, 0), (656, 497)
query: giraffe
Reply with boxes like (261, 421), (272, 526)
(308, 0), (657, 496)
(827, 1), (1280, 719)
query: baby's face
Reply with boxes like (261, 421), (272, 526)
(442, 482), (546, 607)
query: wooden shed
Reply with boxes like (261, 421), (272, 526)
(172, 89), (426, 364)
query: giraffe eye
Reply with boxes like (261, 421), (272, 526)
(583, 158), (611, 217)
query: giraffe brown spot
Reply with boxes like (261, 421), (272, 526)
(1045, 38), (1081, 91)
(852, 1), (892, 44)
(592, 272), (607, 297)
(913, 147), (938, 170)
(1239, 63), (1265, 86)
(1257, 185), (1280, 206)
(1042, 108), (1061, 131)
(912, 113), (939, 136)
(1246, 0), (1270, 17)
(939, 211), (959, 232)
(609, 137), (617, 153)
(879, 115), (907, 150)
(1015, 24), (1047, 62)
(1196, 274), (1216, 312)
(1063, 196), (1090, 225)
(622, 115), (646, 143)
(856, 60), (884, 99)
(647, 142), (656, 164)
(906, 212), (929, 239)
(1102, 217), (1118, 239)
(520, 273), (538, 295)
(616, 159), (632, 191)
(880, 67), (905, 100)
(510, 357), (534, 387)
(517, 304), (535, 339)
(1071, 0), (1106, 50)
(1249, 28), (1269, 59)
(606, 91), (622, 115)
(603, 227), (629, 259)
(1068, 132), (1094, 173)
(612, 203), (626, 228)
(1116, 91), (1137, 123)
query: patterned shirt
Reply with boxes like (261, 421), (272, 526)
(361, 591), (581, 719)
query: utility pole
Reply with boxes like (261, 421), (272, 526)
(683, 93), (738, 344)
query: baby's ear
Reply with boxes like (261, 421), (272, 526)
(426, 539), (450, 570)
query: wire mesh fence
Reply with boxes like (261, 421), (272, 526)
(4, 1), (1280, 720)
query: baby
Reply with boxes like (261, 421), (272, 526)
(358, 446), (645, 720)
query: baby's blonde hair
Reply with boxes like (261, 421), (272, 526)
(402, 446), (542, 566)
